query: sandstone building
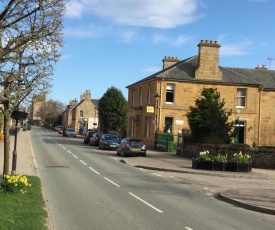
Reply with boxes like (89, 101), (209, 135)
(62, 90), (99, 134)
(126, 40), (275, 148)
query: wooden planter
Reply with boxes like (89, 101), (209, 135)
(212, 162), (228, 171)
(228, 162), (252, 172)
(192, 159), (213, 170)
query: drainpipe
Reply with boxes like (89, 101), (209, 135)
(258, 87), (263, 145)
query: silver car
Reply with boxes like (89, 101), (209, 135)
(64, 128), (77, 137)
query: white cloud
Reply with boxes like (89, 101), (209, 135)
(66, 1), (87, 18)
(142, 67), (161, 73)
(63, 27), (103, 38)
(220, 44), (249, 56)
(118, 29), (138, 43)
(153, 34), (169, 43)
(66, 0), (201, 29)
(173, 35), (193, 46)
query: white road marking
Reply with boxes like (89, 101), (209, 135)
(72, 154), (78, 158)
(89, 167), (100, 175)
(129, 192), (163, 213)
(204, 187), (209, 190)
(67, 150), (71, 153)
(185, 227), (194, 230)
(80, 160), (87, 165)
(104, 177), (121, 187)
(152, 173), (163, 177)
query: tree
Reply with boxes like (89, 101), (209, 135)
(186, 88), (233, 144)
(35, 99), (65, 128)
(0, 0), (66, 174)
(98, 87), (127, 133)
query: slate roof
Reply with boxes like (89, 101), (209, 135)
(127, 56), (275, 90)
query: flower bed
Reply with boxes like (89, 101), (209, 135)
(192, 150), (252, 172)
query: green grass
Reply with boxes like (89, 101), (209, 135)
(0, 175), (49, 230)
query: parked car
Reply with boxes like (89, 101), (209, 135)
(84, 131), (96, 144)
(90, 133), (102, 146)
(54, 125), (63, 132)
(64, 128), (77, 137)
(99, 134), (119, 150)
(116, 138), (146, 157)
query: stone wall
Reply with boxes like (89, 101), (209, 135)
(177, 144), (275, 169)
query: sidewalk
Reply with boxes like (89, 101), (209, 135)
(1, 130), (275, 215)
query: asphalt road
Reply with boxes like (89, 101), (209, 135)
(30, 127), (275, 230)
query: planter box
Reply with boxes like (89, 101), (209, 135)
(228, 162), (252, 172)
(192, 159), (213, 170)
(212, 162), (228, 171)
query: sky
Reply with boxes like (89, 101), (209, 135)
(48, 0), (275, 105)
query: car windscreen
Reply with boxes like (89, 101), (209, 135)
(129, 139), (142, 147)
(105, 135), (118, 140)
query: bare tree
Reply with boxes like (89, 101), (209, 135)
(0, 0), (66, 175)
(35, 99), (65, 128)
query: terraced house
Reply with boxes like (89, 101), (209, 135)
(126, 40), (275, 149)
(62, 90), (99, 134)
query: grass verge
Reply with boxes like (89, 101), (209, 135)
(0, 175), (49, 230)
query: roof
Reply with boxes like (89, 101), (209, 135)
(126, 56), (275, 90)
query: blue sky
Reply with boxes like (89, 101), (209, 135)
(48, 0), (275, 105)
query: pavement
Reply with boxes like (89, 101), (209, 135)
(1, 129), (275, 216)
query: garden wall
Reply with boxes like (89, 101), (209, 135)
(177, 144), (275, 169)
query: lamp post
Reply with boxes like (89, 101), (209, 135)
(154, 93), (160, 149)
(11, 110), (28, 175)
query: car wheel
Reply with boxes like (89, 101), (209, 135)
(116, 150), (120, 155)
(142, 152), (147, 157)
(121, 150), (126, 157)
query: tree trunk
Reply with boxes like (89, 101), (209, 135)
(3, 101), (10, 175)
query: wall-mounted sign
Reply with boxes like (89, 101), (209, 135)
(147, 106), (155, 113)
(175, 120), (184, 125)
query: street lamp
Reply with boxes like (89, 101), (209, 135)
(154, 93), (160, 150)
(11, 110), (28, 174)
(154, 93), (160, 132)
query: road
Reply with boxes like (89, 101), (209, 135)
(31, 127), (274, 230)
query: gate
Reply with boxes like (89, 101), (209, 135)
(155, 133), (182, 152)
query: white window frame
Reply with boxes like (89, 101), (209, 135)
(236, 88), (246, 108)
(148, 85), (151, 104)
(139, 87), (143, 106)
(165, 84), (175, 104)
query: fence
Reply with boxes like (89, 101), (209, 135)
(155, 133), (182, 152)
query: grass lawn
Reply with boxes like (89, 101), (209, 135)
(0, 175), (49, 230)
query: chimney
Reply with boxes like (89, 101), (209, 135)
(84, 90), (91, 101)
(162, 56), (180, 69)
(195, 40), (222, 80)
(69, 98), (78, 106)
(255, 65), (267, 70)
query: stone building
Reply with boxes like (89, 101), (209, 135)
(30, 94), (46, 125)
(62, 90), (99, 134)
(126, 40), (275, 148)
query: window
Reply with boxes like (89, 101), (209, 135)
(80, 110), (83, 117)
(148, 85), (151, 104)
(132, 90), (135, 107)
(164, 117), (173, 133)
(139, 87), (143, 106)
(166, 84), (174, 103)
(236, 88), (246, 108)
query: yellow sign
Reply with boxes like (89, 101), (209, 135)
(147, 106), (155, 113)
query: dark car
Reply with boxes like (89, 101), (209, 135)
(90, 133), (102, 146)
(84, 131), (96, 144)
(64, 128), (77, 137)
(99, 134), (119, 150)
(116, 138), (146, 157)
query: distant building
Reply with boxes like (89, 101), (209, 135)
(126, 40), (275, 148)
(62, 90), (99, 134)
(30, 94), (46, 125)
